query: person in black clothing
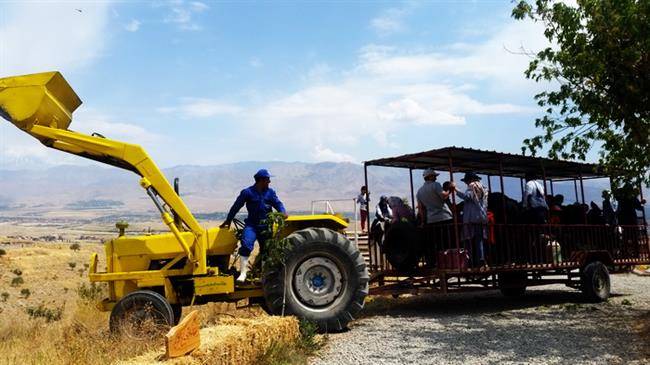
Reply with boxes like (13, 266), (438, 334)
(614, 187), (646, 258)
(602, 190), (617, 226)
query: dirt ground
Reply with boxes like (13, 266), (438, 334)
(312, 274), (650, 365)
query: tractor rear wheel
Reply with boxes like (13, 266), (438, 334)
(109, 290), (174, 339)
(262, 227), (369, 333)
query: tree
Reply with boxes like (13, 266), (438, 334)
(512, 0), (649, 193)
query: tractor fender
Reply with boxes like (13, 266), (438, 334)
(282, 214), (348, 236)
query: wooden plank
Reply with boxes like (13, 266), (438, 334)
(165, 310), (200, 358)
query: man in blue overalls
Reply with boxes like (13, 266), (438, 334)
(220, 169), (287, 283)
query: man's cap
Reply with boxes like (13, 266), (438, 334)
(254, 169), (272, 179)
(422, 168), (439, 178)
(461, 171), (481, 183)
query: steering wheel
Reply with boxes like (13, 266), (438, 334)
(232, 218), (245, 241)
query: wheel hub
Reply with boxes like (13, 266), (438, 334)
(293, 257), (344, 307)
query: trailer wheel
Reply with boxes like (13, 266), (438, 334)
(499, 272), (527, 297)
(262, 227), (369, 332)
(581, 261), (610, 302)
(110, 290), (174, 339)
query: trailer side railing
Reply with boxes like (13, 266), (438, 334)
(368, 222), (650, 274)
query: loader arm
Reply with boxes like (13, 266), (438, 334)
(0, 71), (207, 273)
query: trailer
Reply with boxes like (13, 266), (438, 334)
(362, 147), (649, 301)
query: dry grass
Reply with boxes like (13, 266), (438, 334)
(0, 303), (161, 365)
(0, 243), (161, 365)
(120, 314), (300, 365)
(0, 232), (312, 365)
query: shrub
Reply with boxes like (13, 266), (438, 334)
(25, 304), (64, 322)
(68, 262), (77, 270)
(20, 288), (31, 299)
(77, 282), (104, 302)
(0, 248), (6, 256)
(69, 243), (81, 251)
(298, 319), (319, 352)
(11, 276), (24, 287)
(1, 292), (9, 302)
(12, 268), (22, 276)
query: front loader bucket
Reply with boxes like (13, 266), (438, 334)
(0, 71), (81, 131)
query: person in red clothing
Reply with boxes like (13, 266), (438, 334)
(356, 186), (369, 234)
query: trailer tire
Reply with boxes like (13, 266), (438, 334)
(262, 228), (369, 333)
(581, 261), (610, 302)
(109, 290), (174, 338)
(499, 272), (527, 297)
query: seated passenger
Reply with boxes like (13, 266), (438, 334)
(388, 196), (415, 224)
(587, 201), (605, 225)
(602, 190), (617, 226)
(370, 196), (392, 247)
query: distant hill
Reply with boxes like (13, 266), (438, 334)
(0, 162), (647, 218)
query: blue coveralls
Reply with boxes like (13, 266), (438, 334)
(225, 185), (286, 257)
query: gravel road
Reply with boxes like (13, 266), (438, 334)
(312, 274), (650, 365)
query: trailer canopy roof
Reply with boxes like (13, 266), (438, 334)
(364, 146), (606, 180)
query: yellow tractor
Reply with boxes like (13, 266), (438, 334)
(0, 71), (368, 334)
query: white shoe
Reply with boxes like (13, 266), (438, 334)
(236, 272), (247, 283)
(236, 256), (249, 283)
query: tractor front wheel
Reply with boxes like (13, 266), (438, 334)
(109, 290), (175, 339)
(262, 228), (369, 332)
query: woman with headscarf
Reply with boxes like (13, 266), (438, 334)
(454, 172), (489, 267)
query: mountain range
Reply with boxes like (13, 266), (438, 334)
(1, 161), (646, 219)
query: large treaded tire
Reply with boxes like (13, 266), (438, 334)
(581, 261), (611, 302)
(262, 227), (369, 333)
(109, 290), (174, 339)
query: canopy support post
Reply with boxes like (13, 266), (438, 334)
(447, 151), (460, 252)
(409, 168), (415, 214)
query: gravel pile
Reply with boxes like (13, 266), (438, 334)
(312, 274), (650, 365)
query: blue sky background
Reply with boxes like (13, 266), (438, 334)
(0, 0), (586, 169)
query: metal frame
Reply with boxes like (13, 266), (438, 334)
(362, 146), (649, 295)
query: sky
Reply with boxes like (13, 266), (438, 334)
(0, 0), (572, 169)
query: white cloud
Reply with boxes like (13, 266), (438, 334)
(370, 6), (412, 35)
(158, 98), (242, 118)
(74, 109), (163, 144)
(157, 18), (548, 163)
(0, 2), (111, 76)
(249, 57), (263, 68)
(312, 145), (356, 163)
(164, 0), (208, 31)
(189, 1), (209, 12)
(0, 109), (162, 168)
(124, 19), (141, 32)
